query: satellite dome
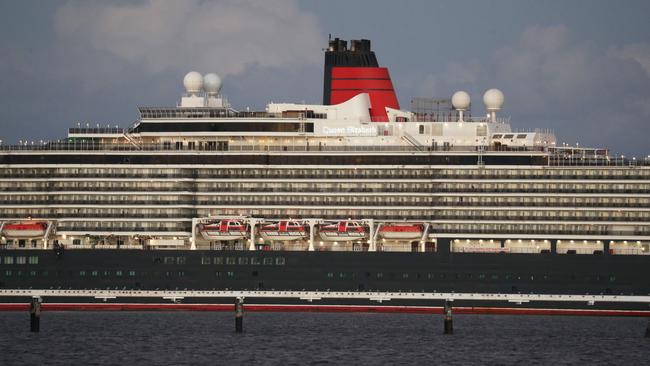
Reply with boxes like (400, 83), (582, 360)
(451, 91), (471, 110)
(203, 73), (222, 95)
(183, 71), (203, 93)
(483, 88), (504, 111)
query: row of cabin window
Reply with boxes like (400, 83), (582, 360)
(0, 269), (182, 278)
(4, 167), (650, 179)
(326, 272), (618, 282)
(0, 256), (39, 265)
(2, 240), (40, 248)
(154, 256), (286, 266)
(201, 257), (286, 266)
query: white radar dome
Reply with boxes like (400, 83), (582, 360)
(483, 88), (504, 111)
(203, 73), (222, 95)
(451, 91), (471, 110)
(183, 71), (204, 93)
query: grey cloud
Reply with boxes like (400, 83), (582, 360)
(408, 25), (650, 155)
(53, 0), (322, 76)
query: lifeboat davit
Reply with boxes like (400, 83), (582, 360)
(379, 223), (424, 240)
(319, 221), (367, 242)
(259, 220), (307, 241)
(199, 220), (249, 241)
(2, 222), (48, 238)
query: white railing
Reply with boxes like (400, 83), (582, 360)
(1, 289), (649, 305)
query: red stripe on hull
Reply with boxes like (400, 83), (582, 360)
(1, 303), (648, 317)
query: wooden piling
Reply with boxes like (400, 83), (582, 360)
(29, 297), (41, 332)
(443, 300), (453, 335)
(235, 297), (244, 333)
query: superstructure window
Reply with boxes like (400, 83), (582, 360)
(516, 134), (527, 139)
(503, 134), (514, 139)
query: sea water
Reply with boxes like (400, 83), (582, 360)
(0, 312), (648, 365)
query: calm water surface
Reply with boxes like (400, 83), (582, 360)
(0, 312), (648, 365)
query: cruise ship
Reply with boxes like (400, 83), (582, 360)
(1, 38), (649, 312)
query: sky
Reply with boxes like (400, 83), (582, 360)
(1, 0), (649, 156)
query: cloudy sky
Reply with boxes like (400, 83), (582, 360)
(1, 0), (649, 155)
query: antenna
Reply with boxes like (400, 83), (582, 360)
(451, 91), (470, 122)
(483, 89), (504, 122)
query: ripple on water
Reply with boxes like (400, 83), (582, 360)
(0, 312), (648, 366)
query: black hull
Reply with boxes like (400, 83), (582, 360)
(2, 247), (649, 311)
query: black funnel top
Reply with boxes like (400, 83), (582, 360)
(323, 37), (379, 105)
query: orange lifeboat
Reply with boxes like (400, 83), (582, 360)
(318, 221), (367, 241)
(199, 220), (249, 241)
(259, 220), (307, 241)
(2, 222), (48, 238)
(379, 223), (424, 240)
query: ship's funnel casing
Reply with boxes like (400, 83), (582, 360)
(323, 38), (399, 122)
